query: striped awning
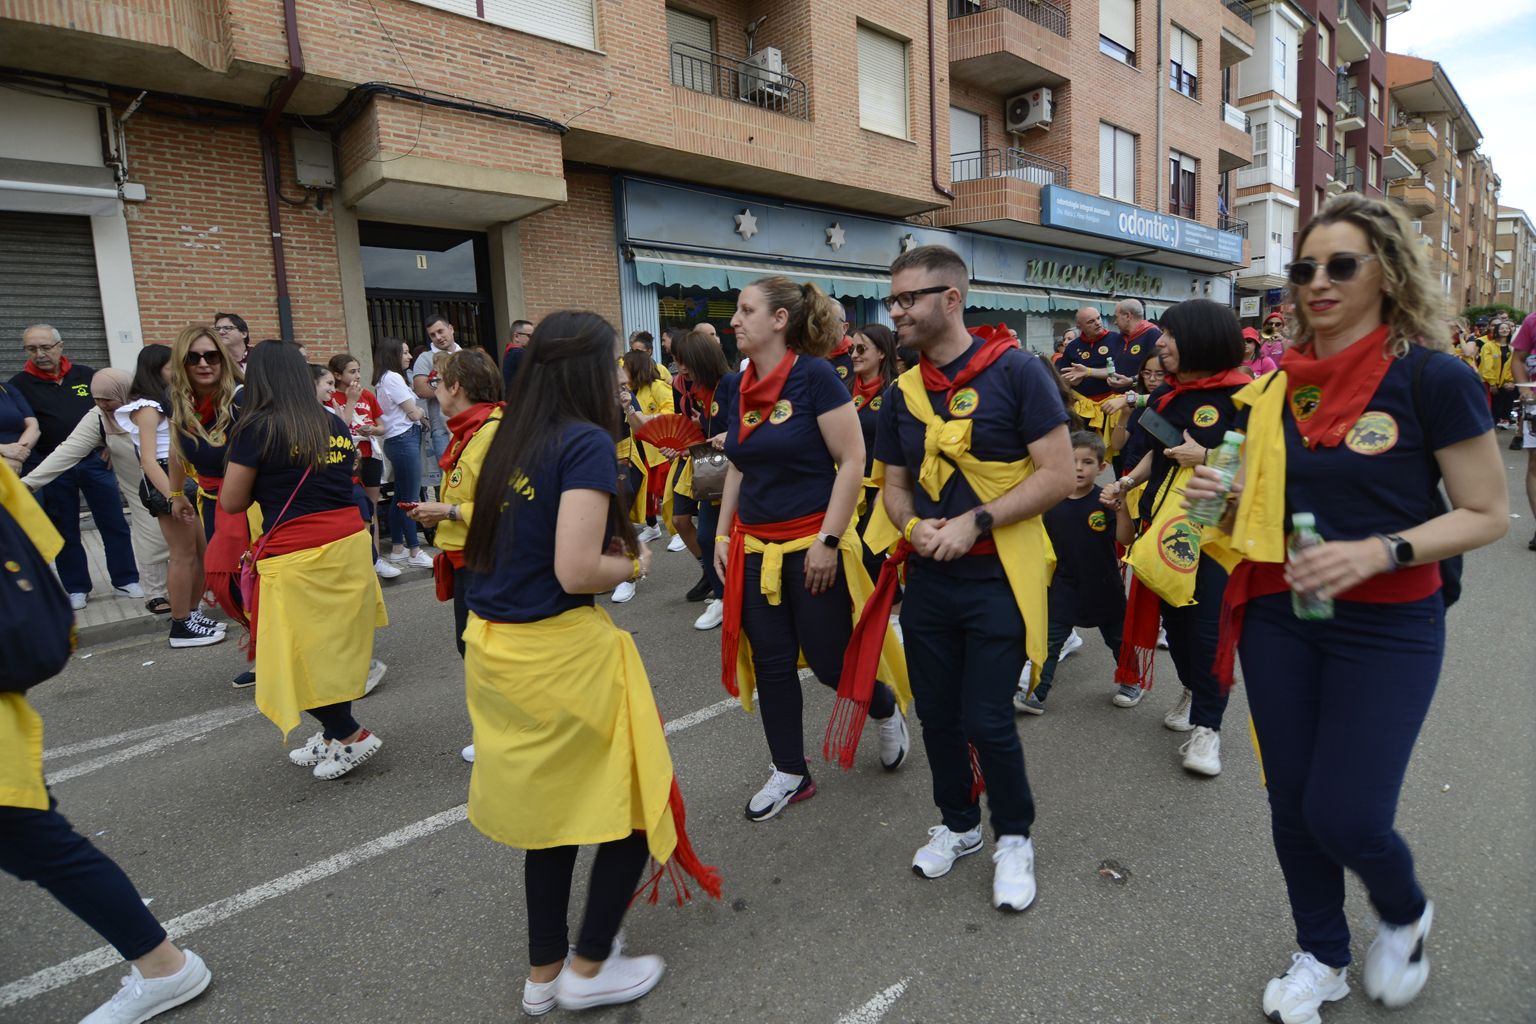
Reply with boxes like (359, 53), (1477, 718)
(630, 247), (889, 300)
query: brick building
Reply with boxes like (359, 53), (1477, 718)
(0, 0), (1250, 374)
(1496, 206), (1536, 316)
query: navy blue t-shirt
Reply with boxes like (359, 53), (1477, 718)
(1118, 324), (1162, 375)
(1272, 349), (1490, 540)
(1119, 404), (1151, 473)
(1043, 487), (1125, 626)
(0, 383), (35, 446)
(227, 415), (359, 534)
(1141, 383), (1242, 523)
(178, 391), (242, 480)
(1060, 330), (1125, 398)
(466, 421), (619, 623)
(721, 355), (851, 525)
(853, 383), (890, 476)
(827, 348), (855, 394)
(874, 340), (1068, 578)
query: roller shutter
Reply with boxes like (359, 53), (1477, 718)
(0, 212), (107, 379)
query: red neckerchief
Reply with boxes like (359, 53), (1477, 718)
(1125, 321), (1156, 344)
(689, 382), (713, 413)
(919, 336), (1014, 407)
(193, 392), (218, 427)
(827, 335), (852, 359)
(1153, 368), (1252, 412)
(851, 372), (884, 410)
(736, 351), (798, 442)
(1280, 325), (1394, 448)
(22, 356), (72, 382)
(439, 402), (501, 472)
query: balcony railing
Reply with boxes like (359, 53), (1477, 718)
(947, 0), (1069, 37)
(1338, 0), (1371, 47)
(668, 43), (810, 121)
(952, 147), (1069, 187)
(1223, 0), (1255, 25)
(1218, 214), (1249, 238)
(1337, 83), (1364, 121)
(1223, 103), (1251, 132)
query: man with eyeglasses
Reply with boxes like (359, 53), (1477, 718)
(8, 325), (141, 609)
(212, 312), (250, 370)
(871, 244), (1074, 912)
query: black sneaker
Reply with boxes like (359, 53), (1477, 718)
(231, 671), (256, 689)
(685, 572), (712, 603)
(169, 617), (225, 649)
(1013, 690), (1046, 715)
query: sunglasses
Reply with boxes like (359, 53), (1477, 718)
(880, 285), (950, 312)
(850, 344), (869, 355)
(1286, 253), (1377, 286)
(183, 350), (223, 366)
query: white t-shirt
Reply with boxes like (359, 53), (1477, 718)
(114, 398), (171, 460)
(375, 371), (416, 440)
(412, 344), (459, 433)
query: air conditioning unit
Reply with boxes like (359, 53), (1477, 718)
(739, 47), (789, 102)
(1005, 89), (1053, 132)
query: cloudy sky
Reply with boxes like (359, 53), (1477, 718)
(1387, 0), (1536, 216)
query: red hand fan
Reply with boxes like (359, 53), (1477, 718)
(635, 413), (705, 450)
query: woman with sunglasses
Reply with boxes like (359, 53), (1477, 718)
(1186, 194), (1507, 1023)
(849, 323), (898, 584)
(715, 276), (909, 822)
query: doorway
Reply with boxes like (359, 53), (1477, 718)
(360, 223), (497, 360)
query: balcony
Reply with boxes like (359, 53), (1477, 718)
(948, 0), (1071, 95)
(935, 147), (1068, 233)
(668, 43), (809, 121)
(1392, 119), (1438, 164)
(1218, 214), (1249, 239)
(1328, 159), (1359, 195)
(1383, 147), (1419, 181)
(1391, 180), (1436, 216)
(1337, 0), (1371, 63)
(1386, 0), (1412, 12)
(1220, 1), (1258, 67)
(1336, 78), (1365, 131)
(1219, 105), (1254, 173)
(951, 147), (1068, 186)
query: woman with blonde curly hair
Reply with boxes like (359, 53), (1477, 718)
(1186, 193), (1507, 1023)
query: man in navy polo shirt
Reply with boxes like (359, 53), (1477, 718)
(1112, 298), (1162, 376)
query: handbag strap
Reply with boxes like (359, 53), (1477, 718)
(250, 466), (313, 560)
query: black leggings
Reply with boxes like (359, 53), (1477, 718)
(524, 831), (650, 966)
(308, 701), (358, 741)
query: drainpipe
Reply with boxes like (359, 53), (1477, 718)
(928, 0), (956, 201)
(1154, 0), (1164, 217)
(261, 0), (306, 343)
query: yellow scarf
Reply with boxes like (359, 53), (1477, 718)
(1070, 390), (1120, 458)
(1202, 375), (1287, 568)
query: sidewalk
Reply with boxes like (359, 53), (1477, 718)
(67, 516), (434, 647)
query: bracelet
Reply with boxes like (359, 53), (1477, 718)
(902, 516), (921, 542)
(628, 555), (643, 582)
(714, 535), (731, 543)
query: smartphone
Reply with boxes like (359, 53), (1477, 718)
(397, 501), (419, 511)
(1137, 408), (1185, 449)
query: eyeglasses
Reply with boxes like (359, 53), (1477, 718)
(23, 340), (62, 355)
(213, 325), (239, 334)
(1286, 253), (1378, 286)
(850, 344), (869, 355)
(183, 350), (222, 366)
(881, 285), (951, 312)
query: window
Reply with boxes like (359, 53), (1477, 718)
(1368, 151), (1378, 189)
(1169, 26), (1198, 98)
(1317, 21), (1332, 64)
(666, 8), (714, 93)
(950, 107), (983, 180)
(1100, 123), (1136, 203)
(1369, 80), (1381, 120)
(1273, 37), (1288, 86)
(416, 0), (596, 50)
(1100, 0), (1137, 65)
(1372, 11), (1383, 47)
(1316, 105), (1330, 150)
(1500, 278), (1514, 293)
(1169, 150), (1197, 219)
(1275, 120), (1297, 190)
(857, 26), (909, 139)
(1250, 121), (1268, 168)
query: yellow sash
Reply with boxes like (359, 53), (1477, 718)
(0, 463), (61, 810)
(1202, 375), (1286, 567)
(1071, 390), (1120, 458)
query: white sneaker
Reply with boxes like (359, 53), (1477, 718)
(1163, 688), (1194, 731)
(1157, 626), (1169, 649)
(69, 592), (88, 611)
(312, 730), (382, 780)
(911, 824), (983, 878)
(744, 767), (815, 821)
(1180, 725), (1222, 776)
(461, 743), (475, 764)
(523, 968), (561, 1016)
(667, 533), (687, 552)
(113, 582), (146, 599)
(992, 835), (1037, 912)
(612, 580), (637, 603)
(1362, 901), (1433, 1008)
(80, 948), (211, 1024)
(288, 731), (329, 767)
(1262, 951), (1349, 1024)
(693, 598), (723, 630)
(636, 524), (663, 543)
(386, 549), (409, 563)
(1056, 629), (1083, 662)
(364, 659), (387, 695)
(374, 558), (402, 579)
(876, 712), (909, 770)
(406, 550), (434, 569)
(555, 951), (666, 1011)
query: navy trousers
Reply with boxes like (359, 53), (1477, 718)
(40, 459), (139, 594)
(1160, 556), (1230, 730)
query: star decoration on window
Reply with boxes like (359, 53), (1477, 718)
(826, 222), (846, 251)
(900, 233), (916, 253)
(735, 209), (759, 241)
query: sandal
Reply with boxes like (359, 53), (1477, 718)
(145, 597), (172, 615)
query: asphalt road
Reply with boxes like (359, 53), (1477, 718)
(3, 458), (1533, 1024)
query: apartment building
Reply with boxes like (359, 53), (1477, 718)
(0, 0), (1250, 373)
(1496, 207), (1536, 315)
(1459, 151), (1500, 309)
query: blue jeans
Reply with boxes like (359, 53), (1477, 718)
(1240, 592), (1442, 968)
(40, 458), (139, 595)
(694, 500), (723, 599)
(382, 425), (423, 549)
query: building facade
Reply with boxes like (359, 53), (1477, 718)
(0, 0), (1249, 375)
(1496, 207), (1536, 315)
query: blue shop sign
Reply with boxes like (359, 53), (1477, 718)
(1040, 186), (1244, 265)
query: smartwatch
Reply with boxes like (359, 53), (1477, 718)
(1382, 534), (1413, 570)
(818, 532), (840, 549)
(973, 508), (994, 533)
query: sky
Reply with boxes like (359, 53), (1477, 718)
(1387, 0), (1536, 217)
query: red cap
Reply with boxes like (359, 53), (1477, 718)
(1241, 327), (1261, 342)
(1263, 311), (1284, 323)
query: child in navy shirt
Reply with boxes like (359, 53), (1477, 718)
(1014, 431), (1126, 714)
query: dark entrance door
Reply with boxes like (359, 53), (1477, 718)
(360, 222), (497, 361)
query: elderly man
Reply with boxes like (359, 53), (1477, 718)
(1112, 298), (1162, 375)
(8, 325), (140, 608)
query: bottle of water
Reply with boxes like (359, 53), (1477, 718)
(1186, 431), (1245, 526)
(1288, 513), (1334, 621)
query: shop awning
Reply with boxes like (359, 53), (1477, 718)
(966, 285), (1052, 313)
(1043, 291), (1119, 316)
(0, 158), (118, 216)
(629, 247), (889, 300)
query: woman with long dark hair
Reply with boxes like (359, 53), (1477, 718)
(670, 329), (732, 630)
(1099, 299), (1249, 765)
(714, 276), (910, 821)
(372, 336), (429, 568)
(221, 343), (388, 781)
(460, 310), (717, 1014)
(614, 348), (675, 599)
(849, 323), (897, 585)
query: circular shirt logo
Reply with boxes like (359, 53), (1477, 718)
(448, 467), (463, 489)
(1156, 514), (1201, 574)
(710, 400), (720, 416)
(1345, 411), (1399, 455)
(1088, 510), (1109, 533)
(1192, 405), (1219, 428)
(768, 399), (793, 425)
(836, 365), (849, 378)
(1290, 385), (1323, 423)
(3, 560), (19, 573)
(948, 387), (980, 418)
(206, 429), (226, 446)
(743, 409), (763, 427)
(1129, 344), (1141, 356)
(870, 395), (882, 412)
(1097, 345), (1110, 355)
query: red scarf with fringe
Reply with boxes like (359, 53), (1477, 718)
(1115, 576), (1161, 691)
(200, 475), (256, 627)
(736, 352), (797, 443)
(920, 335), (1014, 407)
(439, 402), (501, 472)
(851, 372), (884, 411)
(633, 734), (724, 907)
(1280, 325), (1394, 448)
(22, 356), (72, 382)
(1152, 368), (1253, 413)
(719, 512), (822, 697)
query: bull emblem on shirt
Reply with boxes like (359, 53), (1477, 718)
(743, 410), (763, 427)
(769, 400), (793, 425)
(1156, 515), (1201, 573)
(1088, 510), (1108, 532)
(1290, 385), (1322, 422)
(1344, 412), (1399, 455)
(948, 387), (980, 418)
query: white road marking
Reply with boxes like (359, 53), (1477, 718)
(836, 978), (910, 1024)
(44, 706), (259, 761)
(46, 709), (257, 785)
(1, 696), (732, 1009)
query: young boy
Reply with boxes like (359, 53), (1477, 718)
(1015, 431), (1129, 714)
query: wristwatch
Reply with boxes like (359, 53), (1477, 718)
(972, 508), (994, 533)
(1382, 534), (1413, 571)
(818, 532), (840, 549)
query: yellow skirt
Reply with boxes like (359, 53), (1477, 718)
(0, 693), (47, 810)
(463, 606), (679, 863)
(254, 528), (388, 738)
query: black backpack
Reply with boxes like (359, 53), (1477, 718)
(0, 501), (75, 691)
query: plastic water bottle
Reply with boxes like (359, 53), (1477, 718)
(1186, 431), (1245, 526)
(1288, 513), (1334, 621)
